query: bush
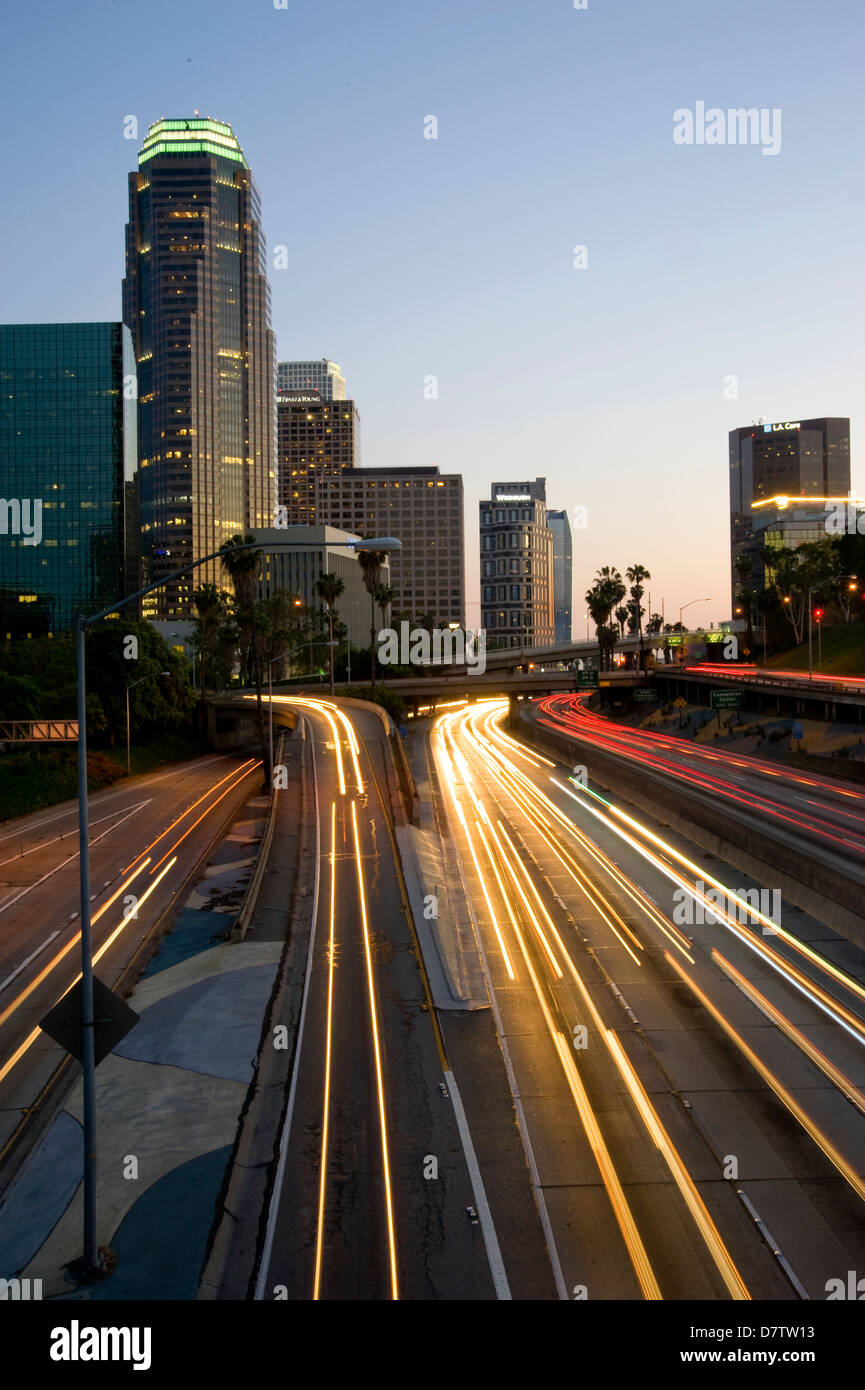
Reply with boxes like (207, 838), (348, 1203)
(341, 685), (406, 726)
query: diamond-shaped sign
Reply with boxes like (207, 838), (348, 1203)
(40, 977), (139, 1066)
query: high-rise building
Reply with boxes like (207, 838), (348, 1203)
(277, 359), (345, 400)
(546, 508), (573, 642)
(480, 480), (554, 648)
(277, 392), (361, 524)
(729, 417), (850, 603)
(318, 466), (464, 627)
(0, 322), (138, 636)
(123, 117), (276, 619)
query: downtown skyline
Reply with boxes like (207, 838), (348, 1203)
(0, 0), (863, 630)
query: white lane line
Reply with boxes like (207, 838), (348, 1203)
(255, 717), (321, 1301)
(0, 932), (61, 995)
(0, 800), (151, 918)
(433, 732), (570, 1301)
(444, 1069), (511, 1300)
(0, 753), (235, 844)
(0, 802), (152, 870)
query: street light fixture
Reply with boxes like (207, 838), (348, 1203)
(679, 597), (712, 629)
(72, 533), (400, 1279)
(125, 671), (170, 776)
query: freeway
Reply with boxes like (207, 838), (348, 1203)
(533, 693), (865, 871)
(0, 752), (262, 1180)
(430, 700), (865, 1299)
(686, 662), (865, 696)
(256, 696), (511, 1301)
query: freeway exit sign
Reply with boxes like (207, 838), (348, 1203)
(577, 669), (599, 689)
(710, 689), (743, 710)
(634, 687), (656, 701)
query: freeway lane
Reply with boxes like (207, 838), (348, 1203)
(0, 752), (261, 1179)
(432, 701), (865, 1299)
(535, 693), (865, 869)
(257, 697), (504, 1301)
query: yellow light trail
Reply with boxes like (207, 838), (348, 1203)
(351, 801), (399, 1300)
(665, 949), (865, 1205)
(553, 778), (865, 1046)
(711, 950), (865, 1118)
(443, 703), (752, 1297)
(286, 698), (346, 795)
(149, 763), (260, 872)
(313, 802), (337, 1300)
(0, 859), (152, 1030)
(0, 858), (176, 1086)
(122, 760), (257, 873)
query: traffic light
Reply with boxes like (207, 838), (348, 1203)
(814, 608), (823, 621)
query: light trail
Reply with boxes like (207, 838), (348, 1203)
(351, 800), (399, 1300)
(0, 858), (176, 1086)
(665, 949), (865, 1206)
(121, 760), (257, 873)
(312, 801), (337, 1300)
(148, 763), (260, 872)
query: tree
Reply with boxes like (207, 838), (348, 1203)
(220, 535), (268, 788)
(358, 550), (387, 697)
(192, 583), (228, 694)
(626, 564), (651, 669)
(733, 555), (756, 657)
(585, 567), (626, 669)
(374, 582), (394, 685)
(615, 605), (630, 639)
(316, 572), (345, 696)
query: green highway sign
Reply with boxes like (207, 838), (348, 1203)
(710, 688), (743, 709)
(634, 687), (656, 701)
(577, 669), (599, 689)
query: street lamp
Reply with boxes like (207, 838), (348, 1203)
(679, 597), (712, 629)
(125, 671), (169, 776)
(72, 532), (400, 1279)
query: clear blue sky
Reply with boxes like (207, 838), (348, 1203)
(2, 0), (863, 628)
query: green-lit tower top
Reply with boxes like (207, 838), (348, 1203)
(138, 117), (248, 167)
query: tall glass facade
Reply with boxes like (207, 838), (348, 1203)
(0, 322), (138, 636)
(123, 118), (276, 619)
(546, 509), (573, 642)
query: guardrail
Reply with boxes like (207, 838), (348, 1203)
(231, 734), (282, 942)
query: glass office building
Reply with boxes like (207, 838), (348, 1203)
(728, 417), (850, 604)
(277, 359), (346, 400)
(546, 508), (573, 642)
(0, 322), (138, 636)
(123, 118), (276, 619)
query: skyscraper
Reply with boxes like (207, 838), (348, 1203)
(123, 118), (276, 619)
(277, 359), (346, 400)
(480, 480), (554, 648)
(277, 391), (361, 524)
(729, 417), (850, 604)
(0, 322), (138, 636)
(319, 466), (465, 627)
(546, 509), (573, 642)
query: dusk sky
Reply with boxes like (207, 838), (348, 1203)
(2, 0), (863, 628)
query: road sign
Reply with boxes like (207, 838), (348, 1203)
(577, 669), (599, 689)
(634, 687), (656, 701)
(40, 976), (139, 1066)
(710, 689), (744, 710)
(792, 720), (804, 740)
(673, 697), (688, 709)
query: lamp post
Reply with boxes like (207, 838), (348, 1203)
(125, 671), (169, 776)
(72, 533), (400, 1279)
(679, 597), (712, 629)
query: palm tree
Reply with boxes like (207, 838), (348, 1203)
(220, 534), (268, 787)
(626, 564), (651, 669)
(586, 567), (626, 669)
(615, 604), (630, 639)
(358, 550), (387, 698)
(316, 572), (345, 696)
(375, 582), (394, 686)
(192, 582), (225, 694)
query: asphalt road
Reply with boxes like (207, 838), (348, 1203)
(431, 700), (865, 1300)
(0, 751), (261, 1182)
